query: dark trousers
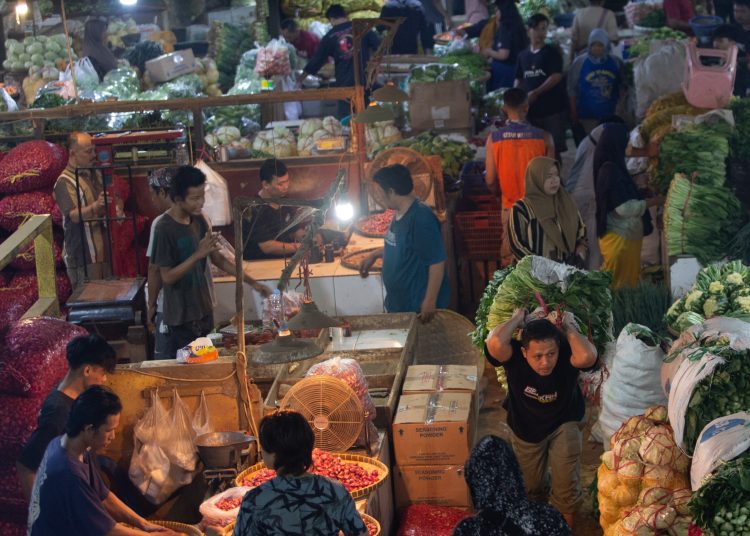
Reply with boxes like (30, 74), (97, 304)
(165, 313), (214, 359)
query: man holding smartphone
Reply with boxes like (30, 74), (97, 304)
(151, 166), (270, 358)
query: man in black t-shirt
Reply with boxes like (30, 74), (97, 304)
(515, 13), (569, 162)
(16, 334), (117, 501)
(485, 309), (598, 529)
(242, 159), (308, 261)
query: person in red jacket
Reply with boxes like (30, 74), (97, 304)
(281, 19), (321, 60)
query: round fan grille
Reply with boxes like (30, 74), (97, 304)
(367, 147), (434, 209)
(279, 376), (364, 452)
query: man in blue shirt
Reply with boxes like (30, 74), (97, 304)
(28, 386), (178, 536)
(359, 164), (450, 322)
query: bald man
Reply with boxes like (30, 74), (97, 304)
(53, 132), (110, 287)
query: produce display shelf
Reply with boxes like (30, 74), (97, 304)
(235, 453), (389, 500)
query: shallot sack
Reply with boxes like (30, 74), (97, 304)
(0, 285), (39, 335)
(0, 191), (62, 232)
(10, 271), (73, 307)
(0, 140), (67, 194)
(0, 395), (48, 460)
(199, 486), (251, 527)
(0, 317), (87, 397)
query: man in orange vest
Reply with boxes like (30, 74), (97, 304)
(485, 88), (555, 266)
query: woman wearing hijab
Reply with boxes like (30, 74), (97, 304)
(83, 19), (118, 82)
(482, 0), (527, 91)
(508, 156), (587, 265)
(593, 123), (664, 289)
(568, 29), (623, 136)
(380, 0), (434, 54)
(453, 435), (571, 536)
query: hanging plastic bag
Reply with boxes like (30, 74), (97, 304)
(254, 38), (292, 78)
(159, 389), (199, 495)
(61, 57), (101, 91)
(195, 160), (232, 226)
(199, 486), (251, 527)
(128, 390), (175, 504)
(281, 75), (302, 121)
(192, 390), (213, 437)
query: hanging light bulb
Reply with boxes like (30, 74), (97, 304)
(120, 0), (138, 5)
(334, 201), (354, 222)
(15, 1), (28, 24)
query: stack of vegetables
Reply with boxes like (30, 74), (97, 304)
(297, 117), (344, 156)
(689, 451), (750, 535)
(408, 61), (486, 102)
(124, 40), (164, 79)
(612, 281), (672, 338)
(253, 127), (297, 158)
(627, 28), (687, 59)
(107, 17), (138, 50)
(3, 35), (72, 75)
(365, 121), (402, 156)
(209, 22), (254, 91)
(665, 261), (750, 333)
(376, 130), (475, 179)
(194, 58), (222, 97)
(597, 406), (693, 535)
(471, 256), (613, 389)
(665, 317), (750, 456)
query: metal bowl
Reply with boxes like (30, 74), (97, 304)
(195, 432), (256, 470)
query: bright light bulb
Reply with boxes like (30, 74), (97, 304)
(120, 0), (137, 5)
(335, 202), (354, 222)
(15, 1), (28, 15)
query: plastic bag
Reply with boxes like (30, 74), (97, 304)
(62, 57), (101, 91)
(176, 337), (219, 364)
(254, 38), (292, 78)
(281, 75), (302, 121)
(261, 291), (304, 329)
(165, 389), (198, 473)
(192, 390), (212, 437)
(195, 160), (231, 226)
(129, 390), (175, 504)
(599, 324), (667, 449)
(199, 486), (251, 527)
(634, 41), (686, 120)
(690, 412), (750, 490)
(305, 357), (378, 447)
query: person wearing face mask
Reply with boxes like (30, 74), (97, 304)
(508, 157), (587, 265)
(484, 313), (598, 530)
(568, 29), (623, 136)
(453, 435), (570, 535)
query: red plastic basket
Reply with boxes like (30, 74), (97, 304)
(453, 210), (503, 259)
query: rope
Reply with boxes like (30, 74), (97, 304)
(127, 367), (236, 383)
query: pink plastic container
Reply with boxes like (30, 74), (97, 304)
(682, 42), (737, 109)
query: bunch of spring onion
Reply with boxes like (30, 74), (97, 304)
(689, 452), (750, 535)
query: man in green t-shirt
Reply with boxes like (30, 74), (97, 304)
(151, 166), (269, 358)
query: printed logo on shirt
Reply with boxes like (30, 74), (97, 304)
(584, 69), (617, 99)
(523, 385), (558, 404)
(338, 34), (354, 59)
(524, 67), (547, 79)
(384, 229), (396, 247)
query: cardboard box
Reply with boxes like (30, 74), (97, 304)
(402, 365), (479, 394)
(408, 80), (471, 131)
(392, 392), (473, 465)
(145, 50), (197, 83)
(393, 464), (471, 510)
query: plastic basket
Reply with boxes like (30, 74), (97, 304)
(453, 210), (503, 259)
(458, 194), (501, 212)
(459, 160), (489, 196)
(689, 16), (723, 39)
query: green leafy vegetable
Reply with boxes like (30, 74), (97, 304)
(470, 267), (514, 348)
(612, 282), (671, 339)
(125, 40), (164, 73)
(690, 452), (750, 535)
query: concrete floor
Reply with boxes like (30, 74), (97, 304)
(476, 361), (604, 536)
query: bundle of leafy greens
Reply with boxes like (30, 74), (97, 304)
(665, 261), (750, 333)
(689, 452), (750, 535)
(470, 267), (514, 348)
(664, 173), (745, 265)
(730, 97), (750, 161)
(483, 256), (614, 356)
(612, 281), (672, 338)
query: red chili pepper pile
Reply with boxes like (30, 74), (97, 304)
(215, 496), (243, 511)
(241, 449), (380, 492)
(358, 210), (394, 236)
(396, 504), (471, 536)
(364, 518), (378, 535)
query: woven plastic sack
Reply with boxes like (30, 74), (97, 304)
(690, 412), (750, 490)
(199, 486), (251, 527)
(10, 270), (74, 308)
(0, 140), (67, 194)
(0, 317), (87, 397)
(0, 191), (63, 232)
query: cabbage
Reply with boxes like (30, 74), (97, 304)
(299, 118), (323, 137)
(215, 126), (241, 145)
(26, 42), (44, 55)
(30, 54), (44, 67)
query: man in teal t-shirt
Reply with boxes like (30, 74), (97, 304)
(359, 164), (450, 322)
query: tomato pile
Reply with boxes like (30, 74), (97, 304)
(358, 210), (394, 236)
(215, 496), (243, 511)
(365, 518), (378, 535)
(240, 449), (380, 492)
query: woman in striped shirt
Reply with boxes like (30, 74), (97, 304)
(509, 157), (587, 265)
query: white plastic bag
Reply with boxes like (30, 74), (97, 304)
(690, 412), (750, 490)
(165, 389), (198, 473)
(634, 41), (686, 120)
(61, 57), (101, 90)
(199, 486), (251, 527)
(129, 390), (175, 504)
(281, 75), (302, 121)
(192, 390), (212, 437)
(254, 38), (292, 78)
(599, 325), (667, 449)
(195, 160), (231, 226)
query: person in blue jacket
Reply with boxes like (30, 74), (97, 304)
(568, 29), (623, 135)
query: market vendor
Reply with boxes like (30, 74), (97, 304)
(569, 0), (618, 59)
(379, 0), (434, 55)
(16, 334), (117, 501)
(151, 165), (268, 358)
(663, 0), (696, 32)
(483, 0), (527, 91)
(280, 19), (321, 60)
(54, 132), (110, 288)
(485, 88), (555, 267)
(302, 4), (381, 118)
(515, 14), (568, 163)
(713, 24), (750, 96)
(485, 311), (598, 529)
(358, 164), (450, 323)
(83, 19), (118, 82)
(230, 411), (368, 535)
(28, 386), (180, 536)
